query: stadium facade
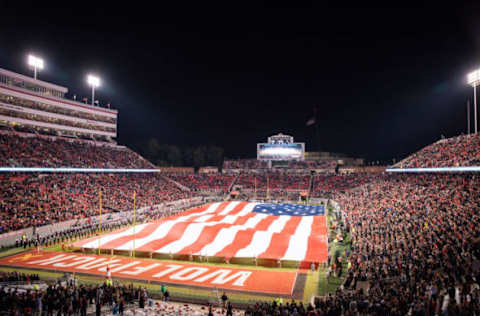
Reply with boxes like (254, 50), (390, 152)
(0, 67), (118, 142)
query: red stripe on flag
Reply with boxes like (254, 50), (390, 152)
(99, 222), (160, 250)
(136, 222), (191, 252)
(72, 203), (212, 249)
(254, 216), (278, 231)
(303, 215), (328, 263)
(229, 212), (260, 226)
(257, 216), (303, 260)
(303, 236), (328, 263)
(208, 201), (248, 221)
(176, 211), (260, 255)
(209, 201), (231, 215)
(177, 223), (232, 255)
(214, 216), (277, 258)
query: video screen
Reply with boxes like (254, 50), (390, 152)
(257, 143), (304, 161)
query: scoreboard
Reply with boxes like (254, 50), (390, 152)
(257, 143), (304, 161)
(257, 133), (305, 161)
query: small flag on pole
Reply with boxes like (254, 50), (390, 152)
(306, 117), (316, 126)
(306, 104), (318, 126)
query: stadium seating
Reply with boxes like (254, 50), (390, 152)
(288, 160), (337, 170)
(223, 159), (337, 170)
(223, 159), (268, 169)
(0, 131), (155, 168)
(164, 172), (235, 192)
(393, 133), (480, 168)
(236, 172), (311, 191)
(311, 174), (378, 198)
(321, 173), (480, 315)
(0, 173), (192, 233)
(1, 126), (480, 315)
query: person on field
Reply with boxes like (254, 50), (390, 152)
(221, 292), (228, 308)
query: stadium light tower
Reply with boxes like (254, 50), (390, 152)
(467, 69), (480, 134)
(87, 75), (100, 106)
(27, 55), (44, 80)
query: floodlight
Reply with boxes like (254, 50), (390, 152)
(28, 55), (44, 69)
(467, 69), (480, 87)
(467, 68), (480, 134)
(87, 75), (100, 87)
(87, 74), (101, 106)
(27, 55), (44, 79)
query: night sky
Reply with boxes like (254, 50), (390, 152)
(1, 2), (480, 163)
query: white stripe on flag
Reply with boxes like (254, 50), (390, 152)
(194, 214), (215, 222)
(281, 216), (314, 261)
(237, 203), (258, 216)
(218, 201), (241, 215)
(196, 213), (268, 256)
(81, 223), (150, 249)
(154, 222), (218, 254)
(219, 203), (259, 224)
(114, 202), (223, 251)
(235, 215), (291, 258)
(149, 202), (251, 253)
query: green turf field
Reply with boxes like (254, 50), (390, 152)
(0, 201), (350, 306)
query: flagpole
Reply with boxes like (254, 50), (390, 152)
(254, 176), (257, 200)
(467, 99), (471, 135)
(98, 191), (102, 256)
(133, 191), (136, 258)
(267, 175), (269, 200)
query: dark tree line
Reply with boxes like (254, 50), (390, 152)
(138, 138), (224, 170)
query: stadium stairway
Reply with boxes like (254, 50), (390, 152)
(162, 174), (191, 192)
(308, 174), (314, 197)
(227, 172), (241, 194)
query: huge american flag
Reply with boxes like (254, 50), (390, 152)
(73, 201), (328, 263)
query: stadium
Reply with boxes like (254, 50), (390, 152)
(0, 61), (479, 315)
(1, 5), (480, 315)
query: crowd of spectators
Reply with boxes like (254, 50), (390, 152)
(0, 276), (245, 316)
(0, 272), (39, 283)
(2, 130), (480, 314)
(16, 220), (124, 250)
(320, 173), (480, 315)
(123, 301), (243, 316)
(0, 132), (155, 168)
(15, 199), (197, 250)
(288, 160), (337, 170)
(236, 172), (311, 192)
(0, 281), (149, 316)
(165, 173), (235, 192)
(311, 174), (378, 198)
(394, 133), (480, 168)
(5, 171), (478, 315)
(244, 300), (317, 316)
(223, 159), (337, 170)
(0, 173), (192, 233)
(223, 159), (268, 170)
(232, 172), (311, 201)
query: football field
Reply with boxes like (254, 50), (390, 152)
(72, 201), (328, 268)
(0, 201), (337, 305)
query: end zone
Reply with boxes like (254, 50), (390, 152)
(0, 251), (300, 296)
